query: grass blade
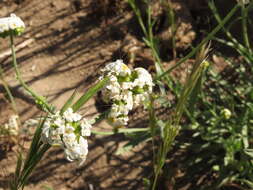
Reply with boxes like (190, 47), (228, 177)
(60, 89), (77, 114)
(72, 77), (109, 112)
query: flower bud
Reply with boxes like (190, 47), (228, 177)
(221, 108), (232, 119)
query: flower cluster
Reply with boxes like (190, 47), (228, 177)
(100, 60), (153, 127)
(0, 14), (25, 38)
(1, 115), (19, 136)
(42, 108), (92, 165)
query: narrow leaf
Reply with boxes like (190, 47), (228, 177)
(60, 89), (77, 114)
(72, 77), (109, 112)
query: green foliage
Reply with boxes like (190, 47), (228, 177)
(10, 118), (51, 190)
(179, 2), (253, 188)
(127, 0), (251, 189)
(184, 59), (253, 188)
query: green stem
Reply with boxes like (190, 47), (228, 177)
(128, 0), (148, 37)
(152, 173), (159, 190)
(241, 4), (251, 51)
(0, 65), (18, 113)
(156, 3), (240, 80)
(148, 97), (157, 179)
(9, 34), (52, 113)
(92, 127), (149, 135)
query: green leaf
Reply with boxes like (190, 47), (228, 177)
(12, 152), (23, 187)
(60, 89), (77, 114)
(23, 117), (46, 170)
(21, 144), (51, 188)
(72, 77), (109, 112)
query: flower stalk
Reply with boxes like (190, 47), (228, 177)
(9, 33), (52, 113)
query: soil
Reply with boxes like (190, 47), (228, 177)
(0, 0), (241, 190)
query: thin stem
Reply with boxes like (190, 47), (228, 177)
(241, 4), (251, 51)
(91, 127), (149, 135)
(156, 3), (240, 80)
(152, 173), (159, 190)
(148, 97), (157, 179)
(9, 34), (52, 113)
(128, 0), (148, 37)
(0, 65), (18, 113)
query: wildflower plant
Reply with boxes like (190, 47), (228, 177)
(1, 13), (109, 190)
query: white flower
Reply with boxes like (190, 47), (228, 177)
(108, 114), (129, 127)
(102, 59), (131, 77)
(8, 115), (19, 135)
(133, 93), (148, 107)
(64, 136), (88, 165)
(81, 119), (92, 136)
(41, 108), (92, 165)
(63, 133), (77, 147)
(120, 91), (134, 111)
(41, 121), (51, 143)
(132, 68), (153, 90)
(42, 128), (62, 145)
(109, 104), (128, 117)
(2, 115), (19, 136)
(63, 108), (82, 122)
(0, 14), (25, 37)
(65, 123), (75, 133)
(105, 77), (121, 96)
(107, 102), (131, 127)
(102, 75), (121, 103)
(121, 82), (133, 90)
